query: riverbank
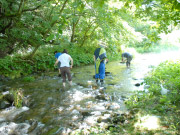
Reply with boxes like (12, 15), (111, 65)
(0, 45), (121, 80)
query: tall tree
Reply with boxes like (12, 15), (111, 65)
(0, 0), (69, 58)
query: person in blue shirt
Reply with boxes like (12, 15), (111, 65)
(54, 51), (62, 76)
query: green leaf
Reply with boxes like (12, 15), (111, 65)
(46, 34), (54, 41)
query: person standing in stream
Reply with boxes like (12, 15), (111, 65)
(54, 51), (62, 77)
(54, 49), (73, 87)
(94, 43), (108, 86)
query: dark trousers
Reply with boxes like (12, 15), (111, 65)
(60, 67), (72, 82)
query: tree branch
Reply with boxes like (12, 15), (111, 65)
(22, 5), (41, 12)
(18, 0), (24, 13)
(30, 0), (69, 58)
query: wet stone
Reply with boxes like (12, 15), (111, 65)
(95, 94), (107, 100)
(105, 72), (112, 76)
(3, 93), (14, 104)
(28, 120), (38, 133)
(135, 83), (141, 87)
(0, 100), (11, 109)
(80, 111), (91, 117)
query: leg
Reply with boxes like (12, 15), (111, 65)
(58, 69), (61, 77)
(127, 57), (132, 68)
(95, 64), (99, 83)
(99, 62), (105, 85)
(58, 62), (61, 76)
(60, 67), (66, 87)
(66, 67), (72, 86)
(126, 62), (128, 67)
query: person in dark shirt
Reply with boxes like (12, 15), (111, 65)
(54, 51), (62, 76)
(94, 44), (107, 86)
(121, 52), (133, 68)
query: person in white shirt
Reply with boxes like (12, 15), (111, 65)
(54, 49), (73, 87)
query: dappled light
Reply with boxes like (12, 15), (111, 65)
(1, 0), (180, 134)
(71, 90), (93, 102)
(135, 115), (160, 130)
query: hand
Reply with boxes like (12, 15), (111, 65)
(70, 65), (73, 69)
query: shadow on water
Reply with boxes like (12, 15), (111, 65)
(1, 51), (180, 134)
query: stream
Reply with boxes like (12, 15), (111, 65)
(0, 51), (180, 135)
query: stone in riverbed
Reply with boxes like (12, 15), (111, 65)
(135, 83), (141, 87)
(0, 100), (11, 109)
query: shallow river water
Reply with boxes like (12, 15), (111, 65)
(0, 51), (180, 135)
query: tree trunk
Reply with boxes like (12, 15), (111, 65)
(70, 16), (81, 43)
(80, 22), (96, 47)
(29, 0), (69, 58)
(29, 45), (40, 58)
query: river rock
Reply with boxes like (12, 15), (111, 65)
(109, 102), (120, 110)
(105, 72), (111, 76)
(135, 83), (141, 86)
(112, 115), (126, 124)
(0, 100), (11, 109)
(97, 114), (112, 123)
(71, 109), (80, 115)
(72, 115), (79, 121)
(84, 116), (98, 126)
(66, 105), (74, 111)
(0, 75), (9, 82)
(2, 86), (11, 92)
(90, 111), (101, 116)
(92, 104), (106, 111)
(0, 122), (30, 135)
(3, 93), (14, 105)
(28, 120), (38, 133)
(95, 94), (107, 100)
(6, 106), (29, 121)
(144, 85), (150, 89)
(98, 122), (109, 129)
(80, 111), (91, 117)
(106, 124), (116, 130)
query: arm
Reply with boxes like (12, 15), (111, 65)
(93, 55), (96, 62)
(105, 58), (109, 64)
(54, 59), (59, 66)
(69, 56), (73, 69)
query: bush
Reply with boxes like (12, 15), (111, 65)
(0, 44), (121, 79)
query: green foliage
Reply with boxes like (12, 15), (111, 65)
(22, 76), (35, 82)
(133, 0), (179, 32)
(125, 59), (180, 134)
(133, 41), (179, 53)
(0, 44), (121, 79)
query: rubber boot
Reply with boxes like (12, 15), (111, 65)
(100, 80), (104, 86)
(96, 79), (99, 83)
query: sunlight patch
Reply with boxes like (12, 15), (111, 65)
(72, 91), (92, 102)
(135, 115), (160, 130)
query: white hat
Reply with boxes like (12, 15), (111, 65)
(99, 42), (107, 48)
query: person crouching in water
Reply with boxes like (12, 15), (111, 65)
(54, 49), (73, 87)
(94, 43), (107, 86)
(121, 52), (133, 68)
